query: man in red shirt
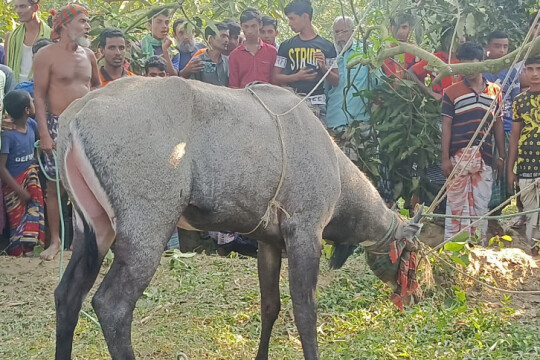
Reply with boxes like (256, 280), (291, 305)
(228, 8), (277, 88)
(409, 27), (463, 99)
(382, 14), (417, 78)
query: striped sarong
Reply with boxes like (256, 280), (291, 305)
(445, 146), (493, 243)
(41, 112), (59, 178)
(3, 165), (45, 247)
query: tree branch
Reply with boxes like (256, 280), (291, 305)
(123, 3), (183, 35)
(348, 36), (540, 84)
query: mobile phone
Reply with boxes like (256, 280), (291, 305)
(200, 60), (217, 73)
(305, 63), (318, 72)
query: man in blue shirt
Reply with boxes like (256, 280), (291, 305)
(170, 18), (205, 72)
(483, 31), (521, 235)
(325, 16), (380, 159)
(483, 31), (520, 133)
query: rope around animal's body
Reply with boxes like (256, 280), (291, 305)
(238, 0), (377, 235)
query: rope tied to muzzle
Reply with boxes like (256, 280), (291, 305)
(365, 212), (421, 312)
(388, 237), (419, 312)
(239, 86), (292, 235)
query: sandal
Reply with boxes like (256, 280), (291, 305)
(510, 215), (527, 228)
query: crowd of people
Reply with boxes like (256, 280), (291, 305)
(0, 0), (539, 259)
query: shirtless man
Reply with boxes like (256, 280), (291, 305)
(33, 3), (100, 260)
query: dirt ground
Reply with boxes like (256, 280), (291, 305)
(1, 223), (539, 359)
(419, 218), (540, 320)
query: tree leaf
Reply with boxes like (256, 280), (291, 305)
(450, 255), (467, 267)
(465, 13), (476, 36)
(444, 242), (465, 252)
(501, 235), (513, 242)
(452, 232), (470, 243)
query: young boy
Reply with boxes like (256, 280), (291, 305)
(273, 0), (339, 123)
(382, 13), (417, 78)
(483, 31), (521, 236)
(144, 55), (167, 77)
(141, 8), (171, 59)
(229, 8), (277, 88)
(441, 42), (505, 244)
(508, 55), (540, 256)
(260, 15), (279, 49)
(0, 90), (45, 257)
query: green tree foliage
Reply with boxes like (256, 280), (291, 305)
(351, 77), (442, 203)
(1, 0), (368, 42)
(382, 0), (539, 50)
(344, 0), (539, 203)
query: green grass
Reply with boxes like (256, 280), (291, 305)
(0, 252), (538, 359)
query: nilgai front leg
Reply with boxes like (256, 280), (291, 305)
(283, 221), (322, 360)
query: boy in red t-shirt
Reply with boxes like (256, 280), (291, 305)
(409, 27), (464, 99)
(382, 14), (418, 78)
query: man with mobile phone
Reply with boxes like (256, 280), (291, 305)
(273, 0), (339, 123)
(186, 22), (230, 87)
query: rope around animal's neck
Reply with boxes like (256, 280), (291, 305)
(363, 212), (397, 255)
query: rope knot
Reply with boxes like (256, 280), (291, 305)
(260, 199), (291, 228)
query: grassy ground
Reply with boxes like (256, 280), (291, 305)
(1, 251), (539, 359)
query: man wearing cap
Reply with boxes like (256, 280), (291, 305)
(33, 3), (100, 260)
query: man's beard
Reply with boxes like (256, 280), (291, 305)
(71, 33), (91, 48)
(177, 38), (195, 53)
(76, 37), (91, 48)
(334, 40), (347, 53)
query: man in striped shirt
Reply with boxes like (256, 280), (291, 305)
(441, 42), (506, 243)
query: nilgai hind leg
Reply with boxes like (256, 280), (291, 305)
(255, 241), (283, 360)
(91, 217), (178, 359)
(54, 211), (113, 360)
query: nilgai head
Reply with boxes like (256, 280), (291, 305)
(366, 209), (423, 311)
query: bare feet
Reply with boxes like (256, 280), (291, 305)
(40, 239), (61, 261)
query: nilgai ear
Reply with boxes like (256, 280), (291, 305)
(411, 205), (423, 224)
(402, 222), (422, 241)
(401, 205), (424, 241)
